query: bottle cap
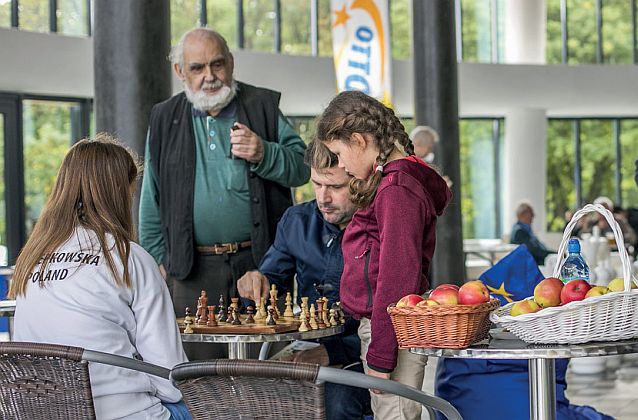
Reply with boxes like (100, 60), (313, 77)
(568, 238), (580, 253)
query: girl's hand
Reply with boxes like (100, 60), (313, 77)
(367, 367), (391, 394)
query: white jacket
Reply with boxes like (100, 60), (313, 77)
(14, 226), (188, 420)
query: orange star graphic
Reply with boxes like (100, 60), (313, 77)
(332, 4), (350, 28)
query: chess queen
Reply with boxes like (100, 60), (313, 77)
(9, 135), (190, 419)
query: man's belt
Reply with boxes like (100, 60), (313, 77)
(196, 241), (252, 255)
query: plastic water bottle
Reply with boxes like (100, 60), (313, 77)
(560, 238), (590, 284)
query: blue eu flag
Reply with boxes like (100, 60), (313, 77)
(479, 244), (544, 304)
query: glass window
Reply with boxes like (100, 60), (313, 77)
(288, 116), (316, 204)
(461, 0), (492, 62)
(390, 0), (411, 60)
(281, 0), (311, 55)
(0, 113), (5, 253)
(621, 120), (638, 208)
(207, 0), (238, 48)
(546, 0), (563, 64)
(244, 0), (274, 52)
(602, 0), (633, 64)
(58, 0), (89, 36)
(460, 119), (497, 238)
(171, 0), (201, 45)
(579, 120), (614, 204)
(318, 0), (332, 57)
(0, 0), (10, 28)
(546, 120), (576, 231)
(566, 0), (597, 64)
(22, 100), (75, 235)
(18, 0), (49, 33)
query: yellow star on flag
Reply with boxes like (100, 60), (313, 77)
(486, 282), (515, 303)
(332, 4), (350, 28)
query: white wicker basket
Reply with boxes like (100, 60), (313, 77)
(490, 204), (638, 344)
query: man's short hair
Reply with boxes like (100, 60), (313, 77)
(515, 201), (534, 218)
(169, 27), (231, 68)
(304, 139), (338, 170)
(409, 126), (439, 146)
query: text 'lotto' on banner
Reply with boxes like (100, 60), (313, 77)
(330, 0), (392, 106)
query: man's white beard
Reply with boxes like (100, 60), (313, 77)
(185, 80), (237, 113)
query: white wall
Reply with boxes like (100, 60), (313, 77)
(2, 28), (637, 117)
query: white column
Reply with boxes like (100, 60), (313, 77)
(503, 109), (548, 237)
(504, 0), (546, 64)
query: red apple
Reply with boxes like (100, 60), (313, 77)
(458, 280), (490, 305)
(396, 294), (424, 307)
(416, 298), (439, 307)
(510, 299), (541, 316)
(560, 280), (591, 304)
(429, 288), (459, 305)
(435, 284), (460, 291)
(533, 277), (564, 308)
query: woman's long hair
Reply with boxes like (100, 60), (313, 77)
(315, 91), (415, 208)
(9, 133), (140, 297)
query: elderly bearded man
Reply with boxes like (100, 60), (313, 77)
(139, 28), (309, 321)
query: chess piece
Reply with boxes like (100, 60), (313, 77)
(283, 292), (294, 319)
(254, 297), (266, 322)
(226, 306), (233, 323)
(245, 306), (255, 324)
(322, 297), (330, 326)
(297, 307), (310, 332)
(269, 284), (280, 319)
(197, 305), (208, 325)
(184, 307), (194, 334)
(331, 303), (340, 324)
(336, 301), (346, 324)
(196, 290), (208, 323)
(300, 296), (309, 315)
(230, 297), (240, 311)
(266, 305), (277, 326)
(329, 308), (338, 326)
(217, 295), (227, 322)
(231, 307), (242, 325)
(316, 299), (326, 329)
(309, 303), (318, 330)
(206, 305), (218, 327)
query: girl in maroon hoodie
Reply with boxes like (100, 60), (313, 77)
(316, 91), (452, 420)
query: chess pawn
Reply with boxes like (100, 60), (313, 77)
(231, 307), (242, 325)
(254, 297), (265, 321)
(316, 299), (326, 329)
(266, 305), (277, 326)
(184, 307), (194, 334)
(283, 292), (294, 319)
(226, 306), (234, 323)
(309, 303), (318, 330)
(217, 295), (227, 322)
(206, 305), (218, 327)
(245, 306), (255, 324)
(329, 308), (338, 326)
(297, 307), (310, 332)
(197, 305), (208, 325)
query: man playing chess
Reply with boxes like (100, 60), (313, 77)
(238, 140), (371, 419)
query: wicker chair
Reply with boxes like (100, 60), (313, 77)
(0, 342), (171, 420)
(171, 359), (463, 420)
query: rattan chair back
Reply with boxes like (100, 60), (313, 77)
(0, 342), (96, 420)
(172, 359), (325, 419)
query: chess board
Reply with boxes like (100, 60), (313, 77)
(178, 315), (302, 334)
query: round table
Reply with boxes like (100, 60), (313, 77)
(410, 334), (638, 420)
(181, 325), (345, 359)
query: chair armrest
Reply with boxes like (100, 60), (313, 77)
(317, 366), (462, 420)
(82, 349), (171, 379)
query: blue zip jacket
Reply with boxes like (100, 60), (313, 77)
(259, 200), (360, 365)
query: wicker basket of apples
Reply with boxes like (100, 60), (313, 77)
(388, 281), (500, 349)
(490, 204), (638, 344)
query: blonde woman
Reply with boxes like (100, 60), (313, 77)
(11, 135), (190, 420)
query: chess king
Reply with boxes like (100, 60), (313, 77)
(237, 140), (370, 419)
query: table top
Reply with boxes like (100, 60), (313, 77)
(181, 325), (344, 343)
(409, 331), (638, 359)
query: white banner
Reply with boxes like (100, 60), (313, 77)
(330, 0), (392, 106)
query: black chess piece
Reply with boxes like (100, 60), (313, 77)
(245, 306), (255, 324)
(231, 307), (242, 325)
(217, 294), (227, 322)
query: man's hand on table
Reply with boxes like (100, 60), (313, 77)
(237, 271), (270, 303)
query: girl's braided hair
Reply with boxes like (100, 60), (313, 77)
(315, 91), (414, 208)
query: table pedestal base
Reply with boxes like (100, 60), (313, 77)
(528, 358), (556, 420)
(228, 342), (248, 359)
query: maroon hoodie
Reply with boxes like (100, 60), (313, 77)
(340, 157), (452, 371)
